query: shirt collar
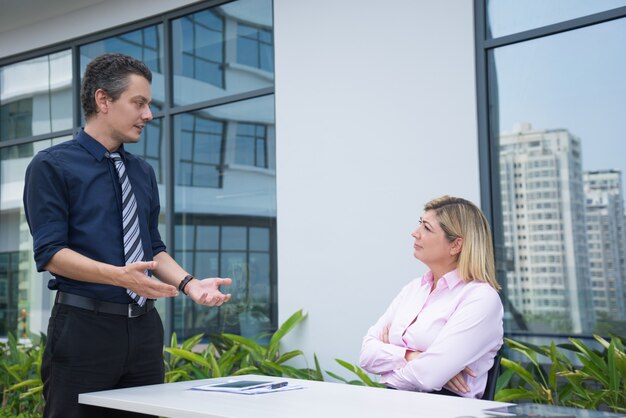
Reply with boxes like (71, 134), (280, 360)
(76, 129), (127, 162)
(420, 269), (464, 290)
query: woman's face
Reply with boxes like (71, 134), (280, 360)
(411, 210), (458, 268)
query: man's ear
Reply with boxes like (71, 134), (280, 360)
(94, 89), (110, 114)
(450, 237), (463, 256)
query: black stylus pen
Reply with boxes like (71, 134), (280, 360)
(270, 381), (288, 389)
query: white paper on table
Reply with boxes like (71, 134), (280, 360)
(191, 380), (304, 395)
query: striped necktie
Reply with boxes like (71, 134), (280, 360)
(107, 151), (148, 306)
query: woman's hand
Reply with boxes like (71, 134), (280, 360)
(444, 366), (476, 394)
(381, 324), (425, 364)
(404, 349), (422, 362)
(400, 342), (475, 393)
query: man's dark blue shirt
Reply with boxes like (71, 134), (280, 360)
(23, 129), (166, 303)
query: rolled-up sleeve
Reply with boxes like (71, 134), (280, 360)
(23, 151), (69, 271)
(383, 286), (503, 392)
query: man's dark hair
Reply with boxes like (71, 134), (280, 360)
(81, 53), (152, 120)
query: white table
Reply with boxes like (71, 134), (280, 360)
(80, 375), (513, 418)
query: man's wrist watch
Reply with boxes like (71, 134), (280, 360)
(178, 274), (195, 295)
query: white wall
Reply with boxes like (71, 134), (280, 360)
(274, 0), (481, 375)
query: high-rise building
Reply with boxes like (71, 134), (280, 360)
(583, 170), (626, 321)
(499, 122), (594, 333)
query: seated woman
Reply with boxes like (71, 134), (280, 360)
(359, 195), (503, 398)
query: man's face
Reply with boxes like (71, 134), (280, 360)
(106, 74), (153, 144)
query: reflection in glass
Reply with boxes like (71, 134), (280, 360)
(487, 0), (626, 38)
(174, 9), (224, 89)
(171, 0), (274, 106)
(489, 18), (626, 336)
(174, 221), (274, 339)
(235, 123), (267, 167)
(175, 113), (224, 188)
(173, 95), (276, 340)
(124, 118), (164, 184)
(222, 227), (247, 250)
(0, 136), (70, 337)
(80, 24), (164, 114)
(0, 50), (72, 141)
(237, 23), (274, 72)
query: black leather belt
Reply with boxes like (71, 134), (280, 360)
(56, 292), (155, 318)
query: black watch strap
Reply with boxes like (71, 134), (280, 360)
(179, 274), (195, 295)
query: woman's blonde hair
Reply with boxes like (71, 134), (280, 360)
(424, 195), (501, 291)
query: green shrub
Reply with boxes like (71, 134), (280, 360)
(1, 309), (380, 416)
(496, 335), (626, 413)
(164, 309), (381, 386)
(0, 334), (44, 416)
(0, 409), (40, 418)
(164, 310), (319, 381)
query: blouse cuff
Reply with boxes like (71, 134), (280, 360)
(387, 343), (410, 369)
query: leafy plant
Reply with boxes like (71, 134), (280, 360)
(164, 309), (378, 385)
(0, 410), (40, 418)
(0, 333), (44, 416)
(26, 309), (626, 416)
(326, 359), (385, 388)
(496, 335), (626, 413)
(163, 332), (221, 382)
(0, 309), (384, 415)
(165, 310), (321, 381)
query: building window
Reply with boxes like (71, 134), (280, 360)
(0, 98), (33, 141)
(173, 219), (275, 339)
(237, 23), (274, 72)
(171, 0), (275, 107)
(0, 0), (275, 341)
(0, 252), (20, 336)
(175, 11), (225, 89)
(477, 3), (626, 338)
(173, 94), (276, 338)
(235, 122), (267, 167)
(0, 50), (72, 142)
(176, 113), (224, 188)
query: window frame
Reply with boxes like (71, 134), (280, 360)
(474, 1), (626, 340)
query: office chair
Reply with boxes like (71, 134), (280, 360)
(481, 349), (503, 401)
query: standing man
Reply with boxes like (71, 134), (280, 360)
(23, 53), (232, 418)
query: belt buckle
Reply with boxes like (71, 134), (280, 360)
(128, 303), (142, 318)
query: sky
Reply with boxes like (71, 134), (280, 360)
(489, 4), (626, 195)
(488, 0), (626, 38)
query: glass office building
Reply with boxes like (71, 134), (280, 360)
(0, 0), (276, 341)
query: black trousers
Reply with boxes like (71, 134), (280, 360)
(42, 302), (164, 418)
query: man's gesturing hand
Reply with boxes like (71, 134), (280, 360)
(118, 261), (179, 299)
(185, 277), (232, 306)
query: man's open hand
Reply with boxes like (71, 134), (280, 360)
(185, 277), (232, 306)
